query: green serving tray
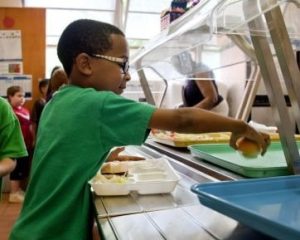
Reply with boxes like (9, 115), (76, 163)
(188, 142), (300, 178)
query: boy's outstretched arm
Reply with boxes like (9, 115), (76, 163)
(149, 108), (270, 155)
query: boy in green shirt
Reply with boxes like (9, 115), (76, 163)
(0, 97), (27, 193)
(10, 19), (269, 240)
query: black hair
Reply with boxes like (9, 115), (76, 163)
(38, 78), (49, 92)
(57, 19), (125, 77)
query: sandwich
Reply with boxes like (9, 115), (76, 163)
(101, 161), (129, 175)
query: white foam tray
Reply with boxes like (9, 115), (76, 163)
(90, 158), (180, 196)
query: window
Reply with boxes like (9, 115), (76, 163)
(25, 0), (116, 10)
(24, 0), (171, 77)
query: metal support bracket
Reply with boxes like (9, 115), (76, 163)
(243, 0), (300, 174)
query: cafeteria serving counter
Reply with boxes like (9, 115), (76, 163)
(144, 139), (244, 181)
(93, 144), (275, 240)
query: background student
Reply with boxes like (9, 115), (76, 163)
(0, 96), (27, 178)
(46, 67), (68, 101)
(7, 86), (33, 203)
(31, 78), (49, 140)
(0, 96), (27, 201)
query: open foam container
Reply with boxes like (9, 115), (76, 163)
(90, 158), (180, 196)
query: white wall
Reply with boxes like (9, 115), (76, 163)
(217, 47), (247, 117)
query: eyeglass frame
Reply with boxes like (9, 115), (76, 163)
(89, 53), (129, 74)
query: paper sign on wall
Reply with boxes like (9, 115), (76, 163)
(0, 30), (23, 74)
(0, 75), (32, 99)
(0, 30), (22, 60)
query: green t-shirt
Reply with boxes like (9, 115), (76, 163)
(10, 85), (156, 240)
(0, 96), (27, 162)
(0, 97), (27, 193)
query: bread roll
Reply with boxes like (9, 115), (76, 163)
(101, 161), (129, 174)
(237, 138), (261, 158)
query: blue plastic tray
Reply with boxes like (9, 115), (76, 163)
(191, 175), (300, 240)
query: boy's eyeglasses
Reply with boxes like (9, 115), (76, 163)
(90, 54), (129, 74)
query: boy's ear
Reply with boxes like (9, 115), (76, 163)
(75, 53), (92, 76)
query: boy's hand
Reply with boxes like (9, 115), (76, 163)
(106, 147), (125, 162)
(230, 124), (271, 156)
(106, 147), (145, 162)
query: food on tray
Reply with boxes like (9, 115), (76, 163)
(269, 133), (300, 141)
(101, 161), (129, 174)
(91, 158), (180, 196)
(151, 129), (231, 146)
(236, 138), (261, 158)
(152, 130), (300, 147)
(93, 174), (128, 184)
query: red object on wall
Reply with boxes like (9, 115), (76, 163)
(3, 16), (15, 28)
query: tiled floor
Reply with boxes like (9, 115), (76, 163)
(0, 193), (22, 240)
(0, 193), (101, 240)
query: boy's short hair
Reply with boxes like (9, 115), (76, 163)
(57, 19), (125, 77)
(7, 85), (23, 98)
(38, 78), (49, 92)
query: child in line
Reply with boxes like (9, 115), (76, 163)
(0, 96), (27, 178)
(7, 86), (33, 203)
(46, 67), (68, 101)
(31, 78), (49, 140)
(10, 19), (269, 240)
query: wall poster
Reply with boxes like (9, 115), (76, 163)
(0, 30), (31, 98)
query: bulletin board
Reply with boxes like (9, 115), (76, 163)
(0, 75), (32, 98)
(0, 29), (32, 98)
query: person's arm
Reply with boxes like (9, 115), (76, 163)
(31, 122), (37, 147)
(30, 101), (38, 146)
(0, 99), (28, 170)
(193, 72), (219, 110)
(31, 122), (37, 146)
(149, 108), (270, 155)
(0, 158), (16, 177)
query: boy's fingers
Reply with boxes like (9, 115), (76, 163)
(229, 134), (239, 150)
(106, 147), (125, 161)
(113, 147), (125, 155)
(230, 130), (271, 157)
(260, 133), (271, 156)
(115, 155), (145, 161)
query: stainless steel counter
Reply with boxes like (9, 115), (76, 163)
(93, 145), (275, 240)
(144, 139), (244, 180)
